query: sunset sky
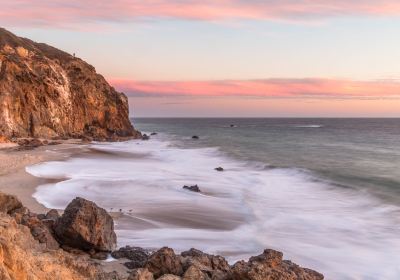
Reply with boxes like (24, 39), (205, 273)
(2, 0), (400, 117)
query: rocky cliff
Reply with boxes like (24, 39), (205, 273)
(0, 28), (140, 140)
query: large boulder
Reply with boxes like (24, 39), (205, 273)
(0, 192), (22, 214)
(54, 197), (116, 252)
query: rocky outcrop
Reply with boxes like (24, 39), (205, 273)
(0, 27), (141, 140)
(54, 197), (117, 252)
(0, 192), (324, 280)
(0, 204), (119, 280)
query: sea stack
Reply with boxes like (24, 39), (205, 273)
(0, 27), (141, 141)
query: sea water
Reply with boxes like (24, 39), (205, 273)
(26, 118), (400, 279)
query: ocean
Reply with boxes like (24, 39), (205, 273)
(26, 118), (400, 279)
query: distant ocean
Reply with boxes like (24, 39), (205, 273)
(27, 118), (400, 279)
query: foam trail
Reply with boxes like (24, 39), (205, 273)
(27, 138), (400, 279)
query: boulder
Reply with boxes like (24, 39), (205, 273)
(214, 167), (224, 172)
(150, 132), (158, 136)
(182, 265), (209, 280)
(183, 185), (201, 193)
(191, 136), (199, 140)
(145, 247), (184, 278)
(45, 209), (60, 220)
(142, 134), (150, 140)
(128, 268), (154, 280)
(54, 197), (116, 252)
(231, 249), (324, 280)
(181, 248), (230, 279)
(0, 192), (22, 214)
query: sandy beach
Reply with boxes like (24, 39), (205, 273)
(0, 140), (86, 213)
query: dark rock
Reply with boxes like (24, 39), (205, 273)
(0, 192), (23, 214)
(214, 167), (224, 172)
(231, 249), (324, 280)
(90, 251), (109, 260)
(145, 247), (184, 278)
(128, 268), (154, 280)
(19, 213), (60, 250)
(54, 197), (116, 252)
(150, 132), (158, 136)
(183, 185), (201, 193)
(112, 246), (150, 264)
(191, 136), (199, 140)
(142, 134), (150, 140)
(45, 209), (60, 220)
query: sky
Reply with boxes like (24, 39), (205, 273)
(1, 0), (400, 117)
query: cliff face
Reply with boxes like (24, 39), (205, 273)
(0, 28), (140, 140)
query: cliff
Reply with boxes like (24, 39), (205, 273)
(0, 28), (140, 140)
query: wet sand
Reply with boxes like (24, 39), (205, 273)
(0, 140), (87, 212)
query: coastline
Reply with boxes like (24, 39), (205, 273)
(0, 140), (87, 213)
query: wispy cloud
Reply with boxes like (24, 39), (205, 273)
(110, 78), (400, 100)
(2, 0), (400, 28)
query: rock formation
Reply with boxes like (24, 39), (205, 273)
(54, 197), (117, 252)
(0, 192), (324, 280)
(0, 27), (141, 141)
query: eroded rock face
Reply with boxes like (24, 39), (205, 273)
(0, 27), (140, 140)
(54, 197), (116, 252)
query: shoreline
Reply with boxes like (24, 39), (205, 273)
(0, 140), (88, 213)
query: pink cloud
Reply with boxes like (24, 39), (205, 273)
(109, 78), (400, 99)
(2, 1), (400, 28)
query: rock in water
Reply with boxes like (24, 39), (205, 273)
(0, 27), (141, 140)
(183, 185), (201, 193)
(54, 197), (116, 252)
(214, 167), (224, 172)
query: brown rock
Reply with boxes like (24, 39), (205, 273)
(0, 27), (141, 141)
(145, 247), (184, 278)
(182, 265), (210, 280)
(156, 275), (182, 280)
(128, 268), (154, 280)
(0, 192), (22, 214)
(181, 248), (230, 280)
(19, 212), (60, 250)
(231, 249), (324, 280)
(54, 197), (116, 252)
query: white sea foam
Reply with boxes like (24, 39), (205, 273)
(26, 138), (400, 279)
(294, 125), (323, 128)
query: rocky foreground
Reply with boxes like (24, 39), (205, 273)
(0, 192), (324, 280)
(0, 27), (141, 141)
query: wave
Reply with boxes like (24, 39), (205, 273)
(293, 125), (323, 128)
(26, 137), (400, 280)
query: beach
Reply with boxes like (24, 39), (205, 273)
(0, 140), (86, 213)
